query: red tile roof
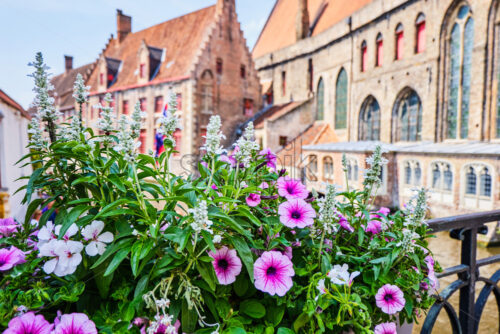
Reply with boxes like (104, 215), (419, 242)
(277, 122), (338, 168)
(253, 0), (374, 58)
(51, 63), (95, 111)
(254, 100), (307, 129)
(88, 5), (217, 93)
(0, 89), (30, 119)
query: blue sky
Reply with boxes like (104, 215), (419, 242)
(0, 0), (275, 108)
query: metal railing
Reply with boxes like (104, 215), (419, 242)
(421, 209), (500, 333)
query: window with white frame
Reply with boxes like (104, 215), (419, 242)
(430, 162), (453, 192)
(464, 164), (492, 199)
(323, 156), (334, 180)
(402, 160), (422, 186)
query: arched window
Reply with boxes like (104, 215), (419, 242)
(395, 24), (404, 60)
(404, 162), (412, 184)
(446, 5), (474, 139)
(201, 70), (214, 114)
(376, 33), (383, 67)
(480, 167), (492, 197)
(465, 166), (476, 194)
(393, 89), (422, 141)
(316, 78), (324, 121)
(432, 164), (441, 189)
(346, 158), (358, 182)
(335, 69), (348, 129)
(359, 96), (381, 141)
(431, 162), (453, 192)
(464, 164), (493, 200)
(323, 157), (333, 180)
(308, 155), (318, 181)
(361, 40), (368, 72)
(443, 165), (453, 191)
(414, 163), (422, 185)
(416, 13), (426, 53)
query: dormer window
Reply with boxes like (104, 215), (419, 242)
(139, 63), (145, 78)
(240, 65), (246, 79)
(216, 58), (223, 75)
(105, 57), (121, 88)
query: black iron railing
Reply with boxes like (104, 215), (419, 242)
(421, 210), (500, 334)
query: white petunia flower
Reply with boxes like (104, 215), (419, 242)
(81, 220), (114, 256)
(37, 221), (57, 249)
(39, 240), (83, 276)
(327, 264), (360, 286)
(54, 223), (78, 241)
(317, 278), (327, 295)
(55, 240), (84, 275)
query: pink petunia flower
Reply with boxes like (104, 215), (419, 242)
(209, 246), (242, 285)
(276, 177), (309, 200)
(375, 284), (406, 314)
(254, 251), (295, 296)
(374, 322), (397, 334)
(425, 255), (439, 291)
(375, 207), (390, 217)
(0, 246), (26, 271)
(259, 148), (277, 170)
(259, 182), (269, 189)
(3, 312), (53, 334)
(0, 217), (18, 237)
(246, 193), (261, 207)
(278, 199), (316, 228)
(52, 313), (97, 334)
(338, 213), (354, 233)
(365, 220), (382, 234)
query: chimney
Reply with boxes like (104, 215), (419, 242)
(117, 9), (132, 43)
(64, 55), (73, 72)
(296, 0), (310, 41)
(216, 0), (235, 16)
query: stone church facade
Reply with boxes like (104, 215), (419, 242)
(253, 0), (500, 217)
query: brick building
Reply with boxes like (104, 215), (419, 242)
(81, 0), (261, 174)
(253, 0), (500, 217)
(50, 56), (95, 120)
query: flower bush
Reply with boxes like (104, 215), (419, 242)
(0, 53), (439, 334)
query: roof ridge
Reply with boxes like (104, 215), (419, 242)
(130, 4), (216, 36)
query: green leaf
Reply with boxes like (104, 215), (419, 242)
(231, 236), (254, 282)
(234, 274), (249, 297)
(104, 247), (130, 276)
(182, 298), (198, 333)
(134, 275), (149, 300)
(197, 260), (217, 291)
(215, 298), (231, 319)
(293, 313), (310, 333)
(236, 206), (261, 226)
(224, 328), (246, 334)
(94, 199), (129, 220)
(93, 259), (114, 298)
(58, 205), (89, 238)
(267, 305), (285, 327)
(277, 328), (294, 334)
(108, 174), (127, 192)
(71, 175), (96, 186)
(240, 299), (266, 319)
(24, 198), (44, 226)
(25, 168), (44, 203)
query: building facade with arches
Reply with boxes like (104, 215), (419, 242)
(253, 0), (500, 216)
